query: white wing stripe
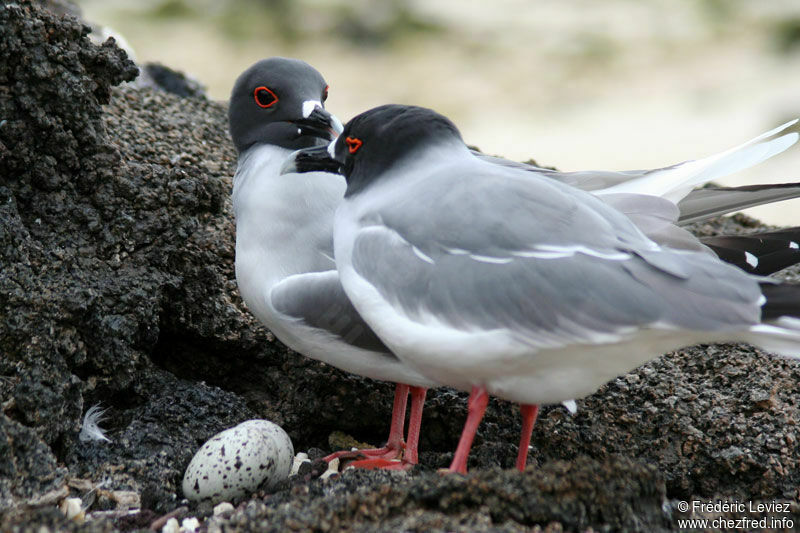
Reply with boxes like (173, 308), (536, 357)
(469, 254), (514, 264)
(511, 245), (632, 261)
(412, 245), (435, 264)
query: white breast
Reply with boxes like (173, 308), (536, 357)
(233, 145), (345, 331)
(232, 145), (434, 387)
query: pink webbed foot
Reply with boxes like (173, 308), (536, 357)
(323, 442), (404, 463)
(344, 386), (429, 471)
(323, 383), (411, 468)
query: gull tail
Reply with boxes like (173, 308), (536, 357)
(743, 283), (800, 358)
(597, 119), (800, 203)
(677, 182), (800, 225)
(701, 227), (800, 276)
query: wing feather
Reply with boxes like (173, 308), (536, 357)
(270, 270), (392, 354)
(349, 166), (763, 349)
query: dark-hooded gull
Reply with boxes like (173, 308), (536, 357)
(230, 59), (434, 469)
(286, 104), (800, 473)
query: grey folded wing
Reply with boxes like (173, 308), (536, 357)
(474, 151), (800, 226)
(270, 270), (392, 354)
(349, 169), (762, 347)
(472, 150), (673, 191)
(598, 192), (712, 253)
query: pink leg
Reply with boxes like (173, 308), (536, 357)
(379, 382), (409, 453)
(324, 383), (409, 463)
(448, 385), (489, 474)
(403, 386), (428, 465)
(348, 385), (428, 470)
(515, 404), (539, 471)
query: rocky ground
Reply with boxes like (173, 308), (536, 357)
(1, 1), (799, 531)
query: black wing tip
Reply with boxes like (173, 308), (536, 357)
(704, 229), (800, 276)
(760, 283), (800, 321)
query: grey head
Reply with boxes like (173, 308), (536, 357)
(228, 57), (342, 153)
(286, 104), (463, 196)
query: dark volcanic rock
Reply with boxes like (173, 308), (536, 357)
(1, 0), (137, 511)
(2, 1), (800, 531)
(0, 0), (260, 519)
(0, 415), (67, 511)
(224, 457), (669, 532)
(532, 339), (800, 501)
(140, 63), (207, 98)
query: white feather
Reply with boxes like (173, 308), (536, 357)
(595, 119), (800, 203)
(79, 404), (112, 443)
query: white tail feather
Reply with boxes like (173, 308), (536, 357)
(596, 119), (800, 203)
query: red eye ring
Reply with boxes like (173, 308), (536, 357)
(253, 86), (278, 108)
(322, 85), (329, 102)
(345, 136), (362, 154)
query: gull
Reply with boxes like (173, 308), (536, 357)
(285, 104), (800, 473)
(230, 59), (435, 468)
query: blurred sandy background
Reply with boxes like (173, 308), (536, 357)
(79, 0), (800, 225)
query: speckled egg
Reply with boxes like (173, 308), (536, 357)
(182, 419), (293, 502)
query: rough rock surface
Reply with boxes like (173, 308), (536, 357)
(2, 1), (800, 531)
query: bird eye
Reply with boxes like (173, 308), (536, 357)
(345, 136), (362, 154)
(254, 86), (278, 108)
(322, 85), (329, 102)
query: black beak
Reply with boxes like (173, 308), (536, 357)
(290, 107), (343, 142)
(281, 144), (342, 175)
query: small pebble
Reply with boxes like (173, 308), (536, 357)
(320, 458), (339, 480)
(181, 517), (200, 532)
(562, 399), (578, 414)
(59, 497), (84, 522)
(212, 501), (234, 518)
(162, 517), (180, 533)
(108, 489), (140, 509)
(182, 419), (293, 502)
(290, 452), (310, 476)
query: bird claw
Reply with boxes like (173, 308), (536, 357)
(323, 443), (405, 463)
(323, 442), (417, 471)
